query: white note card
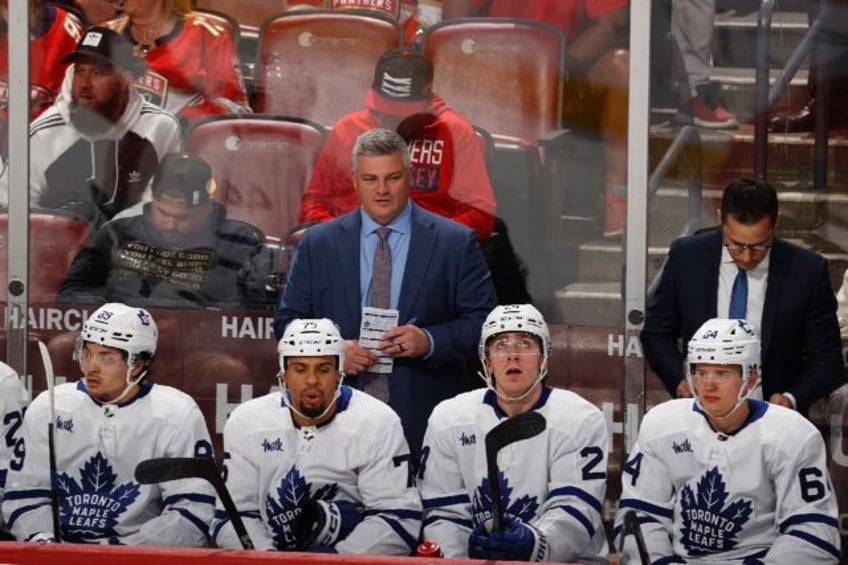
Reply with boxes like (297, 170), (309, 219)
(359, 306), (399, 374)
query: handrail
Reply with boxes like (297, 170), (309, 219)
(646, 125), (703, 296)
(754, 0), (829, 190)
(648, 125), (703, 238)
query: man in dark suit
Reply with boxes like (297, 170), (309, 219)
(642, 177), (842, 415)
(275, 128), (497, 455)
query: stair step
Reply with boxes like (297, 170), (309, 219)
(713, 11), (810, 69)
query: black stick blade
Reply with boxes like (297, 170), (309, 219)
(135, 457), (218, 484)
(485, 411), (547, 532)
(486, 411), (547, 454)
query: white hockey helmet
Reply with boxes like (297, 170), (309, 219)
(278, 318), (345, 373)
(687, 318), (760, 383)
(78, 303), (158, 363)
(479, 304), (551, 361)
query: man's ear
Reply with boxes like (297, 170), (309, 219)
(715, 207), (722, 225)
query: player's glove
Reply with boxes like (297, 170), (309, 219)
(26, 532), (56, 543)
(468, 516), (549, 562)
(292, 499), (363, 551)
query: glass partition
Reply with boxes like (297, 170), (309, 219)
(5, 0), (847, 556)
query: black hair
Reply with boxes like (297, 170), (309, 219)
(720, 177), (778, 225)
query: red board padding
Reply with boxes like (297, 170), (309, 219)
(0, 542), (587, 565)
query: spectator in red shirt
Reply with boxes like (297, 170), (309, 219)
(300, 48), (496, 242)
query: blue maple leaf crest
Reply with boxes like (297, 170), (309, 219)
(471, 470), (539, 526)
(264, 466), (339, 549)
(680, 466), (753, 556)
(56, 452), (141, 542)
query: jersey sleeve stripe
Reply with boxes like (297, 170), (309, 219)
(618, 497), (674, 519)
(559, 505), (596, 538)
(3, 488), (53, 500)
(6, 501), (50, 529)
(613, 514), (659, 540)
(778, 512), (840, 532)
(0, 469), (6, 488)
(785, 529), (842, 559)
(422, 494), (470, 508)
(548, 485), (603, 513)
(174, 507), (211, 536)
(376, 515), (419, 551)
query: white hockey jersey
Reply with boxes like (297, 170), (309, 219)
(0, 363), (28, 534)
(615, 399), (841, 564)
(213, 386), (422, 554)
(2, 380), (215, 546)
(419, 387), (610, 562)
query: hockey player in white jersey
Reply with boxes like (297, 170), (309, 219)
(616, 318), (841, 563)
(0, 362), (28, 539)
(419, 304), (610, 561)
(212, 318), (422, 553)
(1, 302), (215, 545)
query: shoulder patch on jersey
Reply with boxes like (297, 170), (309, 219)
(680, 466), (753, 555)
(262, 437), (284, 452)
(459, 431), (477, 446)
(264, 466), (339, 550)
(671, 437), (692, 454)
(471, 471), (539, 527)
(57, 452), (141, 542)
(56, 415), (75, 433)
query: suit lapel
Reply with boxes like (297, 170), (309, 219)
(335, 212), (363, 325)
(398, 205), (436, 320)
(761, 239), (786, 357)
(706, 230), (722, 317)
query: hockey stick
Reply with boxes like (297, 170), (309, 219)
(37, 341), (62, 543)
(619, 509), (650, 565)
(135, 457), (255, 550)
(485, 411), (546, 532)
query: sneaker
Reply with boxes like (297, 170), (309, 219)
(603, 195), (626, 239)
(690, 96), (738, 129)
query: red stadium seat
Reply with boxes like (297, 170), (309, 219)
(186, 115), (327, 241)
(0, 211), (92, 303)
(254, 10), (402, 126)
(423, 18), (565, 146)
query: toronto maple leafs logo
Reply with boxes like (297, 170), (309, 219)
(264, 466), (339, 549)
(680, 466), (752, 555)
(471, 471), (539, 526)
(56, 453), (141, 542)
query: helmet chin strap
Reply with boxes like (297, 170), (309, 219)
(478, 357), (548, 403)
(100, 358), (147, 406)
(277, 371), (343, 423)
(690, 374), (755, 422)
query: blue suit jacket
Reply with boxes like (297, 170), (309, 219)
(641, 228), (843, 414)
(274, 204), (497, 454)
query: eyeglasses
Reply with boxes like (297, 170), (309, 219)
(724, 242), (772, 254)
(77, 350), (125, 366)
(490, 337), (540, 356)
